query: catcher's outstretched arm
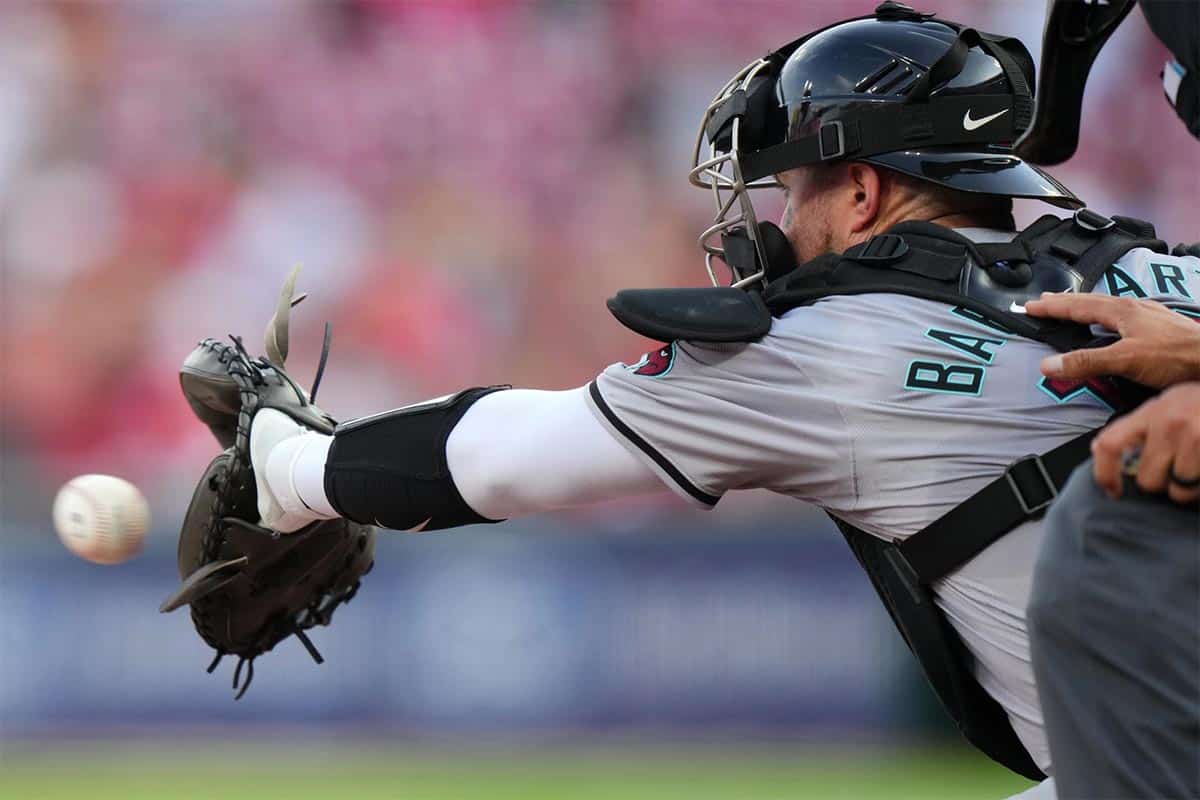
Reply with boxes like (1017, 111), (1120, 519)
(257, 385), (665, 533)
(446, 386), (664, 518)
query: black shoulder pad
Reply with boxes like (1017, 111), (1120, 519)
(606, 287), (772, 343)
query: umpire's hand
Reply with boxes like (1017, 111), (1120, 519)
(1026, 293), (1200, 389)
(1025, 292), (1200, 504)
(1089, 383), (1200, 505)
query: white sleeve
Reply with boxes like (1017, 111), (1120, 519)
(445, 386), (667, 520)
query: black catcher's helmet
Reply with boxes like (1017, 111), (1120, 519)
(690, 1), (1083, 287)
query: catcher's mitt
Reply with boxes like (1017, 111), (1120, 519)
(161, 268), (376, 699)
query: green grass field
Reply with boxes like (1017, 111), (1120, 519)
(0, 742), (1034, 800)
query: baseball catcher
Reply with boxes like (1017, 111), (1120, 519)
(163, 4), (1200, 797)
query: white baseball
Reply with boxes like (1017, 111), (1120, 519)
(52, 474), (150, 565)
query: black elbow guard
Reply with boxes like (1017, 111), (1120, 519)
(324, 386), (509, 531)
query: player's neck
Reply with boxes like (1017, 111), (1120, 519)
(867, 195), (1016, 239)
(923, 210), (1016, 233)
(842, 202), (1016, 255)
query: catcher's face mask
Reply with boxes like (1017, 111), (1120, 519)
(689, 1), (1080, 289)
(688, 52), (792, 289)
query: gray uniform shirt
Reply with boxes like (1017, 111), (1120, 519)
(587, 234), (1200, 772)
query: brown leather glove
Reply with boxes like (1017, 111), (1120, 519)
(161, 269), (375, 698)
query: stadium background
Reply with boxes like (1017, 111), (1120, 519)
(1, 1), (1196, 798)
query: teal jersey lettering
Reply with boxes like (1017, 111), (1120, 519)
(905, 361), (985, 395)
(925, 328), (1006, 364)
(1150, 262), (1193, 298)
(1103, 265), (1147, 298)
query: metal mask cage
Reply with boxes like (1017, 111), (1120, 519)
(688, 57), (784, 289)
(686, 11), (865, 289)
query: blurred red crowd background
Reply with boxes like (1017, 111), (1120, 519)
(1, 0), (1195, 524)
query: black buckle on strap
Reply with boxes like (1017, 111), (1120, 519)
(1004, 454), (1058, 516)
(1073, 208), (1115, 233)
(874, 2), (936, 22)
(883, 545), (927, 605)
(857, 233), (910, 262)
(819, 121), (846, 160)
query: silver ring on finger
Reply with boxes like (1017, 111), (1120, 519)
(1168, 465), (1200, 489)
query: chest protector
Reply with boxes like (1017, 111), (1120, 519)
(608, 209), (1168, 780)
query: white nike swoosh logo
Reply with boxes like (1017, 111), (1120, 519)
(1010, 287), (1076, 314)
(963, 108), (1009, 131)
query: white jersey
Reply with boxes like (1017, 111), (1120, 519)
(586, 234), (1200, 772)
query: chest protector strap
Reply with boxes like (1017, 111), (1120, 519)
(833, 432), (1096, 782)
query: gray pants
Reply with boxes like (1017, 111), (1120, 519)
(1028, 461), (1200, 799)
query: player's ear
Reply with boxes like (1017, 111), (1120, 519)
(844, 162), (883, 234)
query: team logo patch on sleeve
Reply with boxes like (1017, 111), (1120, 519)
(623, 343), (676, 377)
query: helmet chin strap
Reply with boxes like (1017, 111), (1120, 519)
(719, 222), (798, 286)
